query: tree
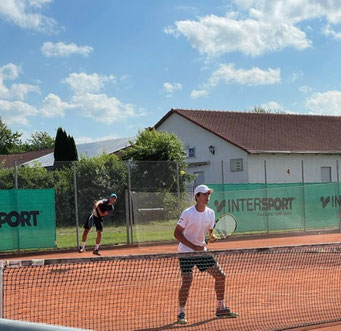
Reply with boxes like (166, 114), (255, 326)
(25, 131), (54, 151)
(54, 127), (78, 162)
(66, 134), (78, 161)
(0, 117), (22, 154)
(251, 105), (286, 114)
(121, 128), (186, 162)
(75, 154), (127, 225)
(252, 106), (268, 113)
(121, 128), (189, 192)
(54, 127), (67, 161)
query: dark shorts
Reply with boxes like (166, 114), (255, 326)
(83, 214), (103, 232)
(179, 255), (218, 273)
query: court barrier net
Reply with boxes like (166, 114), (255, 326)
(1, 243), (341, 331)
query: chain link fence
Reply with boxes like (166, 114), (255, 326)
(1, 158), (341, 252)
(0, 159), (185, 250)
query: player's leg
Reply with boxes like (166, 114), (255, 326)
(206, 263), (226, 301)
(206, 261), (238, 318)
(93, 219), (103, 255)
(178, 272), (192, 324)
(177, 257), (195, 324)
(79, 215), (92, 252)
(81, 229), (90, 243)
(179, 272), (192, 307)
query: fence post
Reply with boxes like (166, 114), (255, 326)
(73, 162), (80, 249)
(176, 161), (181, 217)
(0, 261), (3, 318)
(337, 160), (341, 232)
(264, 160), (269, 234)
(125, 190), (131, 245)
(14, 160), (18, 189)
(13, 161), (20, 251)
(127, 161), (133, 244)
(221, 160), (224, 184)
(301, 160), (306, 232)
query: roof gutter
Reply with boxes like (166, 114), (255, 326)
(249, 150), (341, 154)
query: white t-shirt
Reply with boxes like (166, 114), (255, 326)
(177, 205), (215, 252)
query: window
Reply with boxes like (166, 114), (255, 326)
(230, 158), (243, 172)
(321, 167), (331, 183)
(188, 147), (195, 158)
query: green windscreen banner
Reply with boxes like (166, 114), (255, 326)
(209, 183), (341, 233)
(0, 189), (56, 251)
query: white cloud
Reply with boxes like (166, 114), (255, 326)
(299, 85), (313, 93)
(63, 72), (116, 95)
(0, 63), (40, 100)
(37, 72), (141, 124)
(207, 63), (280, 87)
(120, 74), (131, 82)
(9, 83), (40, 100)
(0, 68), (141, 126)
(39, 93), (76, 117)
(190, 64), (280, 98)
(235, 0), (341, 24)
(162, 82), (182, 97)
(323, 24), (341, 40)
(0, 99), (38, 125)
(0, 0), (60, 33)
(165, 14), (310, 57)
(166, 1), (341, 58)
(70, 93), (136, 124)
(163, 26), (178, 36)
(37, 90), (140, 124)
(235, 0), (341, 43)
(289, 71), (303, 83)
(0, 63), (21, 80)
(190, 89), (208, 99)
(306, 90), (341, 115)
(41, 41), (94, 57)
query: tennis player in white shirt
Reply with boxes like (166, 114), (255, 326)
(174, 184), (238, 324)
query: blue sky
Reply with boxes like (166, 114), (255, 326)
(1, 0), (341, 144)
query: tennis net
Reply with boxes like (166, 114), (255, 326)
(1, 243), (341, 330)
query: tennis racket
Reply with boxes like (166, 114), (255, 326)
(206, 214), (237, 243)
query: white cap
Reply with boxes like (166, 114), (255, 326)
(194, 184), (214, 196)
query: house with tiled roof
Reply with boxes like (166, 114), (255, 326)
(0, 149), (54, 168)
(22, 136), (135, 168)
(0, 137), (135, 169)
(155, 109), (341, 185)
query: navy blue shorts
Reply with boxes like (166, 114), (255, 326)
(83, 214), (103, 232)
(179, 255), (217, 273)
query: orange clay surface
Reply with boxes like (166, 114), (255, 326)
(2, 232), (341, 331)
(3, 232), (341, 261)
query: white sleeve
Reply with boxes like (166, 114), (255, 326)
(177, 210), (188, 229)
(209, 210), (215, 229)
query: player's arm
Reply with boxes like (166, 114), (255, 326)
(97, 208), (109, 217)
(174, 224), (205, 251)
(206, 212), (217, 243)
(95, 201), (109, 217)
(101, 204), (114, 216)
(207, 228), (217, 243)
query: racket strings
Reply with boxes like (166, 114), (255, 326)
(213, 214), (237, 239)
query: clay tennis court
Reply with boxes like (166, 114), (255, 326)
(1, 232), (341, 331)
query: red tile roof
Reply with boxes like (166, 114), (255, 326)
(155, 109), (341, 153)
(0, 149), (54, 168)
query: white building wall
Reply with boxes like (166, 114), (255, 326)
(157, 113), (249, 185)
(248, 154), (341, 183)
(157, 113), (341, 184)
